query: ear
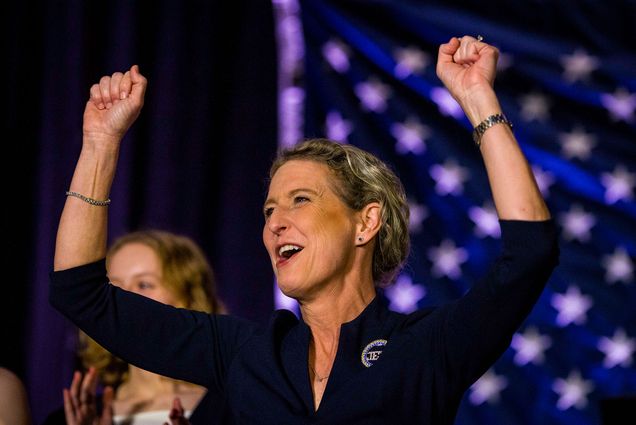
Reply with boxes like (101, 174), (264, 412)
(355, 202), (382, 246)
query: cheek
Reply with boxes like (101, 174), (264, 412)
(262, 225), (269, 248)
(140, 287), (168, 305)
(157, 290), (179, 306)
(314, 220), (355, 259)
(262, 227), (275, 257)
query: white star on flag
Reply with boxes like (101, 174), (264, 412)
(511, 326), (552, 366)
(393, 46), (430, 79)
(322, 39), (351, 73)
(552, 370), (594, 410)
(598, 328), (635, 368)
(551, 285), (593, 327)
(559, 204), (596, 242)
(384, 274), (426, 313)
(355, 77), (392, 113)
(429, 160), (470, 196)
(325, 111), (353, 143)
(558, 127), (597, 160)
(560, 49), (600, 83)
(468, 203), (501, 238)
(519, 92), (551, 122)
(600, 165), (635, 204)
(391, 116), (430, 155)
(532, 165), (556, 197)
(428, 239), (468, 280)
(469, 369), (508, 405)
(408, 200), (428, 234)
(601, 247), (634, 284)
(430, 87), (463, 118)
(601, 88), (636, 123)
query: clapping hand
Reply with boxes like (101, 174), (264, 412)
(164, 397), (191, 425)
(63, 367), (114, 425)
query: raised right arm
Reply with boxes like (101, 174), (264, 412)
(51, 68), (257, 389)
(54, 65), (146, 271)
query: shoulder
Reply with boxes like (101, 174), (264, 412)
(393, 306), (440, 330)
(0, 368), (31, 425)
(232, 309), (300, 349)
(0, 367), (22, 385)
(0, 367), (28, 399)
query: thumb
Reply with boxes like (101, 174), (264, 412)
(474, 45), (499, 85)
(129, 65), (148, 102)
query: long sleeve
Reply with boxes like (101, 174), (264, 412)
(49, 260), (257, 390)
(436, 219), (559, 393)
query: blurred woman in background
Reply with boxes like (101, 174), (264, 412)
(52, 230), (223, 424)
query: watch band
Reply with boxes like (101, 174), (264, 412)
(472, 113), (513, 147)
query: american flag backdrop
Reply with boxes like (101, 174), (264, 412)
(273, 0), (636, 424)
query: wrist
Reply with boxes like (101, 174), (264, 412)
(82, 132), (123, 157)
(460, 87), (502, 126)
(70, 148), (119, 201)
(472, 113), (513, 147)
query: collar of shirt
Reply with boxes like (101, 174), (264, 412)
(279, 294), (395, 412)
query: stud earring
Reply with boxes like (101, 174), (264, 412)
(357, 236), (364, 242)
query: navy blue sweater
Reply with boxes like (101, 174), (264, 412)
(50, 220), (558, 424)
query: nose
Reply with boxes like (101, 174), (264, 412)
(117, 281), (140, 295)
(266, 207), (290, 236)
(120, 282), (134, 293)
(128, 286), (143, 296)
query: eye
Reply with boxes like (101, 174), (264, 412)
(294, 196), (309, 204)
(137, 281), (155, 291)
(264, 207), (274, 219)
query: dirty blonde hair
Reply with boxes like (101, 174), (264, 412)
(270, 139), (410, 286)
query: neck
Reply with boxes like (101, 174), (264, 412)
(300, 276), (376, 334)
(118, 366), (176, 398)
(300, 273), (376, 371)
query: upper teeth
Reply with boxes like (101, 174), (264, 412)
(279, 244), (302, 256)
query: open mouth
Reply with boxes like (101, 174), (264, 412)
(278, 244), (304, 260)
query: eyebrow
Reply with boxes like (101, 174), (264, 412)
(264, 187), (321, 208)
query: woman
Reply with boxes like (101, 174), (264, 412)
(52, 231), (223, 424)
(51, 36), (558, 424)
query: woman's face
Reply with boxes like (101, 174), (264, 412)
(107, 243), (180, 306)
(263, 160), (359, 299)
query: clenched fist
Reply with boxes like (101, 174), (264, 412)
(83, 65), (147, 149)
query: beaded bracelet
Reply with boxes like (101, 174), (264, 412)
(66, 191), (111, 206)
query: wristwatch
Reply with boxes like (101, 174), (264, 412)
(472, 113), (513, 147)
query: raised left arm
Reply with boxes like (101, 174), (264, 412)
(437, 36), (550, 221)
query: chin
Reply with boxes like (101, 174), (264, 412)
(276, 281), (301, 300)
(276, 275), (310, 301)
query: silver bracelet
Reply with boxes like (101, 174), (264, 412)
(66, 191), (111, 206)
(472, 113), (513, 147)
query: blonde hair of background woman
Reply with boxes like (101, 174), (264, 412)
(79, 230), (224, 388)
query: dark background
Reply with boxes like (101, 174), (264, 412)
(6, 1), (278, 421)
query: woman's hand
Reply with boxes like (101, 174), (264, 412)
(63, 367), (114, 425)
(436, 36), (500, 125)
(82, 65), (147, 152)
(54, 65), (147, 270)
